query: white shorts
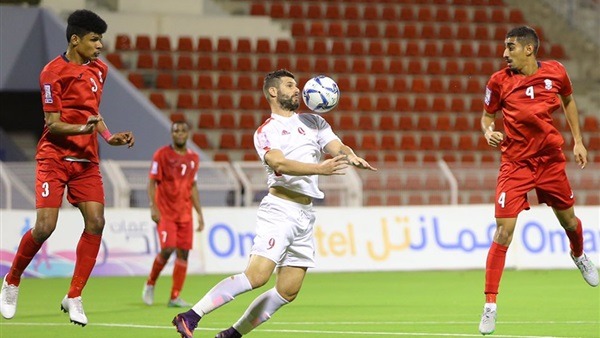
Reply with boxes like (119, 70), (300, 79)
(250, 193), (316, 268)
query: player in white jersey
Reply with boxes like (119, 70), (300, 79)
(172, 69), (376, 338)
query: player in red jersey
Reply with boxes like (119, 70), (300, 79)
(143, 121), (205, 308)
(478, 26), (598, 335)
(0, 9), (134, 327)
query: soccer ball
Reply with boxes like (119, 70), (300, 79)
(302, 75), (340, 113)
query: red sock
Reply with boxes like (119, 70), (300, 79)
(484, 242), (509, 302)
(68, 232), (101, 298)
(6, 229), (43, 286)
(171, 258), (188, 300)
(147, 255), (167, 286)
(565, 217), (583, 257)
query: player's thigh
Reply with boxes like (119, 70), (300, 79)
(495, 162), (535, 218)
(250, 198), (296, 264)
(245, 254), (277, 288)
(535, 160), (574, 210)
(175, 221), (193, 250)
(281, 208), (316, 268)
(157, 219), (178, 249)
(66, 162), (104, 205)
(35, 159), (67, 208)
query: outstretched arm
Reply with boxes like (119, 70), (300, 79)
(324, 139), (377, 171)
(561, 94), (587, 169)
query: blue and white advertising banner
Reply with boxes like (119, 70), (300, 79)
(0, 206), (598, 277)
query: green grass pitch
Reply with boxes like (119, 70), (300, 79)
(0, 270), (598, 337)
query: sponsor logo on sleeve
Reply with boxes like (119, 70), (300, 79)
(484, 87), (491, 106)
(44, 84), (53, 104)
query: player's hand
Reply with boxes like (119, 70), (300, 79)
(80, 115), (103, 134)
(484, 130), (504, 147)
(108, 131), (135, 148)
(196, 217), (205, 232)
(150, 206), (160, 223)
(318, 155), (349, 175)
(346, 154), (377, 171)
(573, 143), (588, 169)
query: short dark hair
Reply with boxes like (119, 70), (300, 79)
(66, 9), (107, 42)
(506, 26), (539, 55)
(171, 120), (190, 130)
(263, 69), (295, 98)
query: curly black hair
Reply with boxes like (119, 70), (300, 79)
(66, 9), (107, 42)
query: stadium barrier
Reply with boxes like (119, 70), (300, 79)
(1, 205), (598, 277)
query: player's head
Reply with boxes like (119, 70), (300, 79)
(263, 69), (300, 111)
(66, 10), (107, 61)
(503, 26), (539, 71)
(171, 120), (190, 148)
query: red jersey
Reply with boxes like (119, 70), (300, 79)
(36, 54), (108, 163)
(484, 60), (573, 161)
(149, 146), (200, 222)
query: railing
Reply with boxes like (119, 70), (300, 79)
(1, 160), (598, 209)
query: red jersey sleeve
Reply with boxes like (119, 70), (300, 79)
(484, 73), (502, 114)
(149, 149), (164, 181)
(554, 61), (573, 96)
(40, 70), (63, 112)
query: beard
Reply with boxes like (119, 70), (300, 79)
(278, 93), (299, 111)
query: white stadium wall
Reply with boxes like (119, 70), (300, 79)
(1, 206), (598, 278)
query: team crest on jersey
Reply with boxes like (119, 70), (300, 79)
(484, 87), (491, 105)
(544, 79), (553, 90)
(43, 84), (53, 103)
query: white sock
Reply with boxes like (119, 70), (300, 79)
(484, 302), (497, 311)
(191, 273), (252, 316)
(233, 288), (289, 335)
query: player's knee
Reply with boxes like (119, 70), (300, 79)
(32, 220), (56, 242)
(246, 273), (270, 289)
(84, 215), (105, 234)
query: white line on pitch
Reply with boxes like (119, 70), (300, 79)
(0, 322), (585, 338)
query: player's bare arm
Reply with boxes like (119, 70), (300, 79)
(147, 177), (161, 223)
(481, 111), (504, 147)
(191, 182), (205, 232)
(265, 149), (348, 176)
(44, 112), (102, 135)
(560, 94), (587, 169)
(325, 139), (377, 171)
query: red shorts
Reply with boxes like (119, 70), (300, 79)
(495, 150), (574, 218)
(156, 219), (193, 250)
(36, 158), (105, 208)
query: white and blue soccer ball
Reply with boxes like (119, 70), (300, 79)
(302, 75), (340, 113)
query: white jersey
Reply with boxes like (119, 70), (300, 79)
(254, 112), (340, 199)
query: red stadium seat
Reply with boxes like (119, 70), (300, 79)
(192, 133), (210, 148)
(275, 39), (291, 54)
(219, 133), (237, 149)
(438, 25), (453, 40)
(197, 37), (213, 52)
(217, 75), (234, 90)
(343, 5), (359, 20)
(155, 35), (171, 51)
(149, 92), (168, 109)
(386, 41), (402, 57)
(114, 34), (131, 50)
(156, 54), (174, 70)
(239, 113), (256, 129)
(363, 5), (378, 20)
(135, 35), (151, 50)
(197, 93), (213, 109)
(176, 92), (195, 109)
(269, 3), (284, 18)
(177, 55), (194, 70)
(176, 36), (194, 52)
(198, 113), (216, 129)
(217, 38), (232, 53)
(379, 116), (396, 131)
(136, 53), (154, 69)
(127, 72), (144, 89)
(384, 24), (400, 39)
(218, 113), (236, 129)
(105, 53), (124, 69)
(236, 38), (252, 53)
(196, 75), (213, 90)
(196, 55), (213, 71)
(155, 73), (174, 89)
(216, 56), (233, 71)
